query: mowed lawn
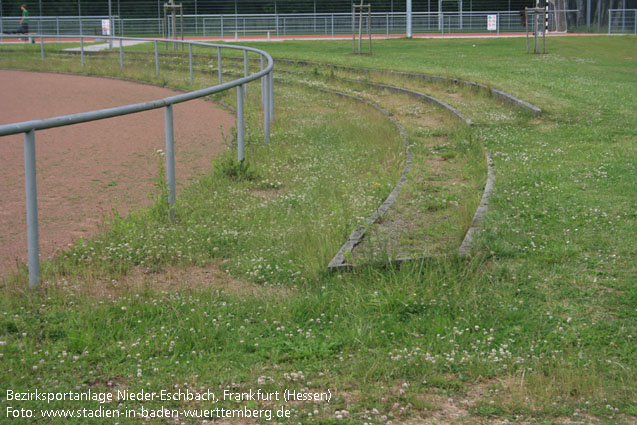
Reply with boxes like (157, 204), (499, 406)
(0, 36), (635, 424)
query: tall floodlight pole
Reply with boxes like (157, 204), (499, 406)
(586, 0), (591, 31)
(38, 0), (41, 34)
(406, 0), (412, 37)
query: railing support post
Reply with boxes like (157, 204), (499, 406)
(243, 50), (249, 97)
(261, 56), (270, 145)
(237, 85), (245, 164)
(40, 36), (45, 61)
(188, 43), (193, 84)
(260, 55), (266, 108)
(154, 40), (159, 77)
(80, 36), (85, 69)
(269, 71), (274, 122)
(217, 46), (222, 85)
(119, 37), (124, 68)
(264, 79), (270, 145)
(24, 130), (40, 289)
(164, 105), (177, 220)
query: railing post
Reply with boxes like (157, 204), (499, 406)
(188, 43), (193, 84)
(237, 85), (245, 164)
(264, 84), (270, 145)
(217, 46), (222, 85)
(269, 71), (274, 122)
(80, 36), (85, 69)
(261, 56), (270, 145)
(608, 11), (611, 34)
(119, 37), (124, 68)
(24, 130), (40, 289)
(154, 40), (159, 77)
(332, 14), (334, 38)
(260, 55), (266, 108)
(244, 50), (249, 97)
(40, 36), (45, 61)
(56, 17), (60, 41)
(164, 105), (177, 219)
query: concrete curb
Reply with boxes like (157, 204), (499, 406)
(278, 75), (495, 270)
(277, 59), (542, 116)
(300, 89), (413, 271)
(458, 149), (495, 256)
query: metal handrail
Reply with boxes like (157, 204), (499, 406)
(0, 36), (273, 135)
(0, 34), (275, 289)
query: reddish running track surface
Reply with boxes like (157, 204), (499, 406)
(0, 70), (235, 275)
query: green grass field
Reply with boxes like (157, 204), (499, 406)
(0, 35), (635, 424)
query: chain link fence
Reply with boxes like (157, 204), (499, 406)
(2, 10), (591, 38)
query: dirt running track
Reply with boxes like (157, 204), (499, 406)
(0, 70), (234, 275)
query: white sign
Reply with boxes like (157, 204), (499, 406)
(101, 19), (111, 36)
(487, 14), (498, 31)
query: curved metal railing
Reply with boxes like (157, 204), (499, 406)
(0, 34), (275, 289)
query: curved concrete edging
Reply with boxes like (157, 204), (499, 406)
(278, 76), (493, 269)
(343, 78), (472, 126)
(277, 59), (541, 116)
(304, 89), (413, 270)
(458, 149), (495, 256)
(275, 67), (472, 125)
(236, 71), (496, 267)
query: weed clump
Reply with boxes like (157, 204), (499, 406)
(213, 153), (259, 182)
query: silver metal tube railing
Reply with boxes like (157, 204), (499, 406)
(0, 34), (275, 289)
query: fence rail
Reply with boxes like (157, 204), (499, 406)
(0, 35), (275, 289)
(1, 10), (598, 39)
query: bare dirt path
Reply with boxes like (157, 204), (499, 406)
(0, 70), (234, 274)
